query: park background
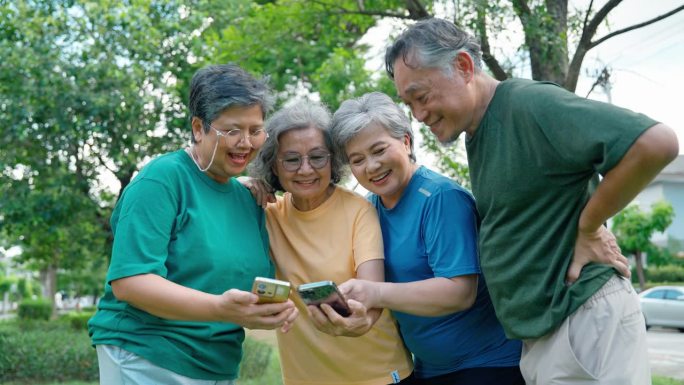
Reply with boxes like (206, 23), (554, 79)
(1, 0), (684, 384)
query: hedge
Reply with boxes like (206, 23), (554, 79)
(632, 264), (684, 284)
(0, 318), (275, 383)
(18, 298), (52, 321)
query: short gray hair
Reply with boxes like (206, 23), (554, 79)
(331, 92), (415, 163)
(385, 18), (482, 79)
(188, 64), (275, 143)
(249, 100), (345, 192)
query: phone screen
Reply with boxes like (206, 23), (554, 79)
(297, 281), (351, 317)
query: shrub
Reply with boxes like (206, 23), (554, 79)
(60, 311), (96, 331)
(18, 298), (52, 320)
(0, 319), (98, 382)
(239, 337), (274, 379)
(647, 264), (684, 283)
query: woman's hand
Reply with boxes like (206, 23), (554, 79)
(217, 289), (298, 333)
(307, 299), (378, 337)
(236, 176), (276, 208)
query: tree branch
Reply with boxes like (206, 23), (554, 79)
(475, 3), (507, 80)
(308, 0), (420, 20)
(590, 4), (684, 49)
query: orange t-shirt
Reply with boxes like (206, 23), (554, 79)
(266, 187), (413, 385)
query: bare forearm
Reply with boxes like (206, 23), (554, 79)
(111, 274), (221, 322)
(580, 123), (679, 232)
(377, 276), (477, 316)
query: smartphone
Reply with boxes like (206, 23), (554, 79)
(297, 280), (351, 317)
(252, 277), (291, 303)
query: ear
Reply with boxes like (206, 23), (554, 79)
(403, 133), (412, 155)
(191, 116), (204, 143)
(453, 51), (476, 82)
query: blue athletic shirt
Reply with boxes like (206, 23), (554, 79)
(368, 166), (521, 379)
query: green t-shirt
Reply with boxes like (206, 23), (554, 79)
(88, 150), (272, 380)
(466, 79), (657, 339)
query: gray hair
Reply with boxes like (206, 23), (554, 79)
(249, 100), (345, 192)
(188, 64), (275, 143)
(385, 18), (482, 79)
(331, 92), (416, 163)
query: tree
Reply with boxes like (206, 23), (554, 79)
(0, 0), (207, 313)
(203, 0), (683, 176)
(612, 201), (675, 292)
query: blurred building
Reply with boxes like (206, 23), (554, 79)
(635, 154), (684, 254)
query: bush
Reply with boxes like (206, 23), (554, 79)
(239, 337), (274, 380)
(647, 265), (684, 283)
(18, 298), (52, 320)
(0, 319), (98, 382)
(59, 311), (95, 331)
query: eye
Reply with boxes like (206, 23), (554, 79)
(349, 157), (365, 166)
(417, 94), (428, 104)
(225, 129), (242, 137)
(250, 128), (265, 137)
(372, 147), (387, 156)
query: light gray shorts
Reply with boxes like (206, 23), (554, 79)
(96, 344), (236, 385)
(520, 275), (650, 385)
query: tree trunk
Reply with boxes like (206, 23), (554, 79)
(39, 264), (58, 319)
(634, 250), (646, 292)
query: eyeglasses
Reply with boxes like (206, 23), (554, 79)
(209, 124), (269, 148)
(278, 151), (331, 172)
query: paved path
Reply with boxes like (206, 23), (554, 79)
(648, 327), (684, 380)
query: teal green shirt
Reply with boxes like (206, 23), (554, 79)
(88, 150), (272, 380)
(466, 79), (657, 339)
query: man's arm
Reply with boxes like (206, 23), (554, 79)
(567, 123), (679, 282)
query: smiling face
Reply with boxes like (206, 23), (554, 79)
(393, 52), (478, 144)
(274, 126), (333, 211)
(192, 104), (264, 183)
(345, 123), (417, 209)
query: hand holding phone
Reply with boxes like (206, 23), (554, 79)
(252, 277), (291, 304)
(297, 280), (351, 317)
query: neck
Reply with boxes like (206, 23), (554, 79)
(466, 74), (499, 137)
(291, 185), (335, 211)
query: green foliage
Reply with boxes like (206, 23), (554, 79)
(239, 336), (275, 379)
(61, 311), (96, 331)
(238, 341), (283, 385)
(633, 265), (684, 284)
(18, 298), (52, 320)
(419, 126), (471, 189)
(613, 201), (675, 256)
(0, 319), (97, 382)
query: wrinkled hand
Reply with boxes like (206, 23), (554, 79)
(566, 226), (630, 284)
(217, 289), (298, 332)
(308, 299), (375, 337)
(338, 279), (381, 309)
(236, 176), (276, 208)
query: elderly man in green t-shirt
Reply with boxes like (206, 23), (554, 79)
(385, 18), (679, 385)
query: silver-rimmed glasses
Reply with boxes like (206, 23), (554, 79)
(278, 151), (331, 172)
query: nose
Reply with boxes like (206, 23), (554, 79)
(236, 134), (255, 149)
(412, 105), (428, 122)
(296, 157), (315, 174)
(366, 155), (381, 174)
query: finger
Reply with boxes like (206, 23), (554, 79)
(319, 303), (344, 321)
(347, 299), (366, 315)
(228, 289), (259, 305)
(308, 305), (328, 326)
(612, 258), (631, 278)
(565, 261), (582, 285)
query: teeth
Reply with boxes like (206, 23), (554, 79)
(370, 171), (390, 182)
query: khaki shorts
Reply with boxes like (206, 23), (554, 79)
(520, 275), (650, 385)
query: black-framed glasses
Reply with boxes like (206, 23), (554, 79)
(278, 151), (331, 172)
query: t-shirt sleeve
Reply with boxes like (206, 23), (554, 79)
(351, 203), (385, 271)
(521, 82), (658, 175)
(424, 188), (480, 278)
(106, 178), (176, 283)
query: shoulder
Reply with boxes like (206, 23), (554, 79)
(413, 167), (474, 204)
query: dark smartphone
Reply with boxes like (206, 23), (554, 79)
(297, 280), (351, 317)
(252, 277), (291, 304)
